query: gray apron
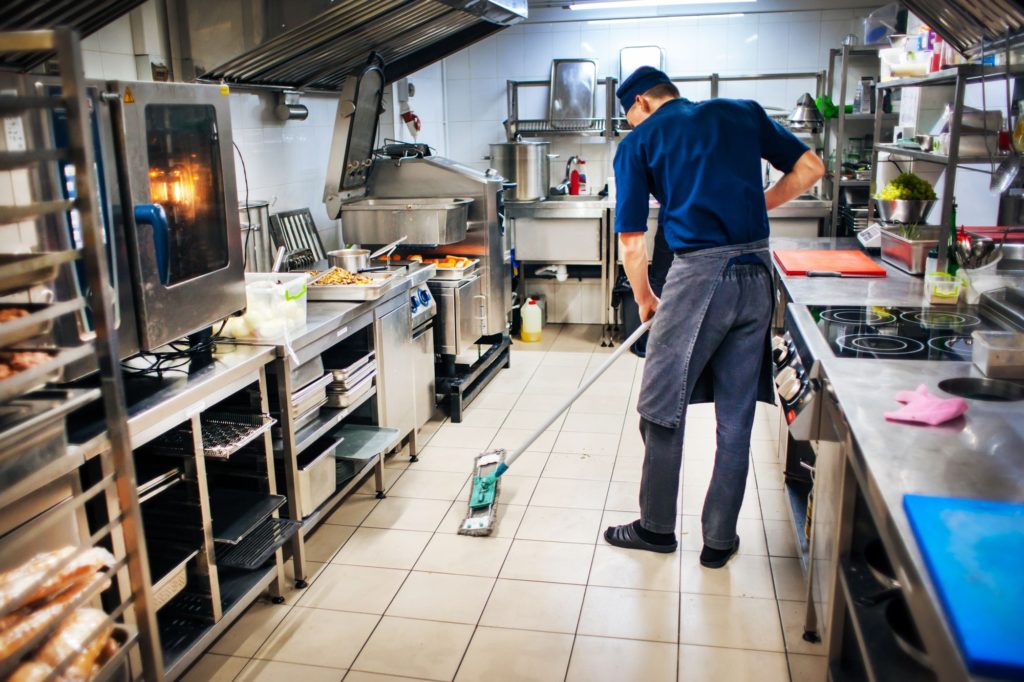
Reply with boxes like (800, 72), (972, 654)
(637, 238), (776, 429)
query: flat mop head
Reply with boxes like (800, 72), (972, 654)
(458, 450), (506, 536)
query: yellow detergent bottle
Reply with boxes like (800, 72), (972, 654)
(521, 299), (542, 342)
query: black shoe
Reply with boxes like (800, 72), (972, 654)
(604, 523), (677, 554)
(699, 537), (740, 568)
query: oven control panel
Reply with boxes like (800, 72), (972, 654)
(409, 283), (436, 326)
(774, 308), (824, 441)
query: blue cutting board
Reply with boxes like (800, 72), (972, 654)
(903, 494), (1024, 681)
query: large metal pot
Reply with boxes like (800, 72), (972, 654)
(488, 142), (556, 201)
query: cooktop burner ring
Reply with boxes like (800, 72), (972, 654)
(820, 308), (896, 326)
(899, 311), (981, 329)
(926, 335), (974, 354)
(836, 334), (926, 356)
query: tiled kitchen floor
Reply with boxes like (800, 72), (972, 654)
(186, 324), (827, 682)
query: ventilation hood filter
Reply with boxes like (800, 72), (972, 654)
(173, 0), (526, 90)
(900, 0), (1024, 56)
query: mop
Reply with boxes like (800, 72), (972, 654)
(459, 319), (654, 536)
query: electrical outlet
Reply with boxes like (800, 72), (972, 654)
(3, 116), (26, 152)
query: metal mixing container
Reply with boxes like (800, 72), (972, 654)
(488, 142), (554, 201)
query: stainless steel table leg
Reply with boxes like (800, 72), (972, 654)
(374, 454), (386, 499)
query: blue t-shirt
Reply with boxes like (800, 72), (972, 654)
(613, 98), (809, 252)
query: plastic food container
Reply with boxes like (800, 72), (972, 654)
(925, 272), (961, 305)
(972, 330), (1024, 378)
(229, 272), (309, 340)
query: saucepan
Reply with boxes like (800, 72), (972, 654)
(329, 236), (407, 271)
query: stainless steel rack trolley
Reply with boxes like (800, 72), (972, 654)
(0, 28), (162, 680)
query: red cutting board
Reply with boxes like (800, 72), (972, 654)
(773, 249), (887, 276)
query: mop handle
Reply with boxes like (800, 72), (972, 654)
(500, 318), (654, 471)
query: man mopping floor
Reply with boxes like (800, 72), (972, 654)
(603, 67), (824, 567)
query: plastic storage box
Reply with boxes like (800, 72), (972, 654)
(972, 331), (1024, 378)
(231, 272), (309, 340)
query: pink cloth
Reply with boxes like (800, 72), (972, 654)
(884, 384), (968, 426)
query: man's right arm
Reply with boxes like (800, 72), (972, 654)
(620, 232), (657, 321)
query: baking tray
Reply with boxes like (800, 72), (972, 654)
(216, 516), (301, 569)
(307, 268), (399, 301)
(0, 345), (92, 404)
(428, 258), (478, 280)
(329, 351), (375, 382)
(549, 59), (598, 130)
(0, 298), (83, 348)
(329, 361), (375, 391)
(0, 251), (78, 296)
(210, 489), (287, 544)
(326, 372), (374, 408)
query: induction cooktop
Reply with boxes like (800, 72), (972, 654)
(807, 306), (1004, 361)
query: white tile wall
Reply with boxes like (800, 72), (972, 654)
(81, 14), (139, 81)
(437, 9), (872, 191)
(228, 91), (343, 250)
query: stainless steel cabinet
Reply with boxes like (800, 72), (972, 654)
(375, 299), (416, 438)
(429, 274), (484, 356)
(412, 322), (436, 428)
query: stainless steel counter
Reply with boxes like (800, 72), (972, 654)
(257, 264), (436, 366)
(507, 196), (611, 219)
(788, 303), (1024, 681)
(771, 236), (928, 306)
(776, 239), (1024, 680)
(74, 344), (277, 458)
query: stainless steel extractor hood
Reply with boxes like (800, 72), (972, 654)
(901, 0), (1024, 56)
(0, 0), (147, 71)
(168, 0), (526, 90)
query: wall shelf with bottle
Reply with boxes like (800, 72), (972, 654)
(868, 60), (1022, 273)
(822, 44), (901, 237)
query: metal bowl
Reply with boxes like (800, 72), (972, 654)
(328, 248), (369, 272)
(874, 199), (937, 225)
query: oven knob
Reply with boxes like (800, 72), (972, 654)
(779, 377), (801, 402)
(418, 289), (431, 306)
(410, 295), (419, 312)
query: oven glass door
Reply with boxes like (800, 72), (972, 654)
(144, 104), (229, 284)
(111, 81), (245, 350)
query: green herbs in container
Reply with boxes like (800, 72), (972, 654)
(875, 172), (938, 225)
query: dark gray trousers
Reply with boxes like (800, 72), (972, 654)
(638, 263), (772, 548)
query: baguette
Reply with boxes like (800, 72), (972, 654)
(0, 547), (115, 614)
(8, 608), (113, 682)
(0, 577), (99, 665)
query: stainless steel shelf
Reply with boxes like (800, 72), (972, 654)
(874, 143), (994, 165)
(277, 385), (377, 455)
(210, 490), (287, 544)
(0, 298), (84, 348)
(879, 64), (1024, 89)
(301, 455), (380, 538)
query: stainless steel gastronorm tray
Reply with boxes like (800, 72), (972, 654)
(307, 268), (400, 301)
(329, 351), (375, 382)
(0, 251), (78, 296)
(329, 361), (376, 391)
(0, 298), (83, 348)
(428, 259), (479, 281)
(326, 373), (374, 408)
(0, 345), (92, 404)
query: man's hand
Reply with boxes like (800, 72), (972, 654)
(638, 294), (660, 322)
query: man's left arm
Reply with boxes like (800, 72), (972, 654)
(764, 150), (825, 211)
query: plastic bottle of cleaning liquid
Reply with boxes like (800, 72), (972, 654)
(521, 299), (542, 342)
(578, 159), (588, 195)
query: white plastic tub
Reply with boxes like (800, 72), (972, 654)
(226, 272), (309, 340)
